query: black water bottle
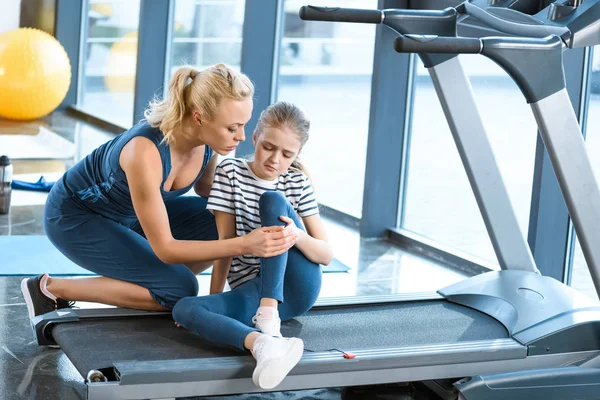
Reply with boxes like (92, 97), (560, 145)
(0, 155), (13, 215)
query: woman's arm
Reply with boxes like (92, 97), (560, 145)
(209, 211), (236, 294)
(194, 153), (218, 198)
(284, 214), (334, 265)
(120, 137), (295, 264)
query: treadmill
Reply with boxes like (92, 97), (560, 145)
(31, 2), (600, 399)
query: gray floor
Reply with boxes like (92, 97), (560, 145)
(0, 112), (467, 399)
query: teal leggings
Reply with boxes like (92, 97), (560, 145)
(44, 195), (217, 309)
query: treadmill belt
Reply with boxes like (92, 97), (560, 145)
(52, 300), (508, 377)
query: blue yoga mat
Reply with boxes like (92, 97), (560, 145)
(0, 235), (350, 276)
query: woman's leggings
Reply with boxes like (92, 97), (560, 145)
(44, 196), (218, 309)
(172, 191), (323, 350)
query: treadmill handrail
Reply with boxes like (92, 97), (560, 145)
(299, 5), (383, 23)
(461, 2), (570, 39)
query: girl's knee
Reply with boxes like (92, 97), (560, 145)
(259, 191), (290, 225)
(283, 283), (321, 318)
(259, 190), (287, 210)
(172, 296), (196, 322)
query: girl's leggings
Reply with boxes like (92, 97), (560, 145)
(172, 191), (323, 350)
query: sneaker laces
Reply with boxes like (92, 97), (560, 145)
(253, 313), (282, 337)
(56, 298), (77, 309)
(253, 312), (279, 326)
(251, 337), (267, 359)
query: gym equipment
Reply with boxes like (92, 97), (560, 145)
(31, 2), (600, 399)
(0, 28), (71, 121)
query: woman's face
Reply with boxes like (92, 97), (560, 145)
(251, 125), (302, 181)
(196, 97), (253, 155)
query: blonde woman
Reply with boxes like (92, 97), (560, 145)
(21, 64), (297, 319)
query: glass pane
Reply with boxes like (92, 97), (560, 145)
(170, 0), (245, 73)
(569, 46), (600, 301)
(276, 0), (377, 217)
(79, 1), (141, 127)
(401, 55), (538, 267)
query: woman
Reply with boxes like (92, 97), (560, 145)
(21, 64), (297, 320)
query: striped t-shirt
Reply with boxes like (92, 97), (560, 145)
(207, 158), (319, 288)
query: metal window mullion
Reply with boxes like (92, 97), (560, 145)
(564, 46), (594, 285)
(55, 0), (85, 108)
(237, 0), (283, 158)
(527, 47), (587, 282)
(133, 0), (174, 124)
(360, 0), (411, 238)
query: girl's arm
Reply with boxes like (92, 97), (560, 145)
(283, 213), (334, 266)
(209, 211), (237, 294)
(120, 137), (296, 264)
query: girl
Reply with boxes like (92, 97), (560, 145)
(21, 64), (296, 321)
(173, 101), (333, 390)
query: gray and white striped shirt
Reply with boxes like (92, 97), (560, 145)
(207, 158), (318, 288)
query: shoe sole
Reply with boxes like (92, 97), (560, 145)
(21, 277), (60, 349)
(253, 338), (304, 390)
(21, 278), (35, 321)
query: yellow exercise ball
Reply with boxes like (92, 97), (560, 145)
(0, 28), (71, 121)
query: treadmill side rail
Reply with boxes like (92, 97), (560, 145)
(516, 310), (600, 355)
(84, 348), (600, 400)
(112, 339), (526, 386)
(439, 270), (600, 344)
(455, 366), (600, 400)
(32, 309), (81, 346)
(32, 308), (172, 346)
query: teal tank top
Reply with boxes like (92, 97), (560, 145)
(48, 120), (213, 226)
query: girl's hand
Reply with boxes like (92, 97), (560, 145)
(243, 226), (297, 257)
(279, 216), (307, 243)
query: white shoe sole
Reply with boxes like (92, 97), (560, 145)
(21, 278), (36, 321)
(252, 338), (304, 390)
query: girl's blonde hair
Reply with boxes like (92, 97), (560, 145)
(144, 63), (254, 144)
(254, 101), (310, 176)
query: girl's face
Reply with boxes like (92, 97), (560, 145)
(195, 97), (253, 155)
(251, 125), (302, 181)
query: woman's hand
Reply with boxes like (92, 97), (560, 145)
(242, 225), (297, 257)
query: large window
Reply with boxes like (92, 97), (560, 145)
(569, 47), (600, 301)
(401, 55), (538, 267)
(79, 1), (141, 127)
(170, 0), (245, 73)
(276, 0), (377, 217)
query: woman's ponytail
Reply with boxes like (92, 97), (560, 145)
(144, 64), (253, 144)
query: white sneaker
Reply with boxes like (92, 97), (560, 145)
(251, 335), (304, 389)
(252, 310), (282, 337)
